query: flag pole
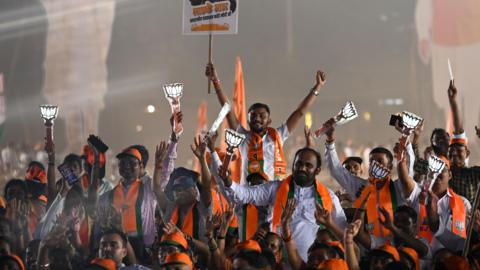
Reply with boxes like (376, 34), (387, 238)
(208, 31), (213, 94)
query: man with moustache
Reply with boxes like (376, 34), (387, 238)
(219, 147), (346, 261)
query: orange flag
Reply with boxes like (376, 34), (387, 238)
(229, 56), (247, 183)
(194, 101), (208, 172)
(233, 56), (247, 127)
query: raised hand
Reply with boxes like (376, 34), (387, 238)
(205, 63), (219, 83)
(190, 135), (207, 160)
(324, 118), (336, 141)
(281, 199), (297, 238)
(304, 126), (315, 148)
(206, 131), (218, 152)
(315, 70), (327, 89)
(155, 141), (169, 169)
(314, 202), (332, 226)
(205, 213), (222, 238)
(448, 80), (457, 100)
(219, 203), (236, 237)
(170, 111), (184, 137)
(378, 207), (395, 231)
(344, 219), (362, 240)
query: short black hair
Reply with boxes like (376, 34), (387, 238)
(307, 242), (335, 257)
(293, 147), (322, 169)
(343, 156), (363, 166)
(370, 147), (394, 164)
(28, 161), (45, 171)
(130, 145), (149, 168)
(430, 128), (449, 144)
(248, 103), (270, 114)
(233, 250), (270, 269)
(63, 153), (82, 168)
(4, 179), (27, 198)
(100, 228), (128, 248)
(395, 205), (417, 224)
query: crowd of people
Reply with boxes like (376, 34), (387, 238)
(0, 64), (479, 270)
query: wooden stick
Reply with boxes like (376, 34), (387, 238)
(462, 186), (480, 257)
(208, 32), (213, 94)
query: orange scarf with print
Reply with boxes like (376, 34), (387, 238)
(271, 175), (333, 233)
(417, 188), (467, 240)
(353, 177), (398, 237)
(113, 179), (143, 235)
(170, 204), (200, 239)
(247, 127), (287, 180)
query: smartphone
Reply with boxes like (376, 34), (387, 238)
(58, 163), (79, 185)
(389, 114), (403, 128)
(87, 135), (109, 153)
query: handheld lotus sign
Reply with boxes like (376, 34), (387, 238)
(219, 128), (246, 179)
(163, 83), (184, 135)
(314, 101), (358, 138)
(423, 155), (447, 191)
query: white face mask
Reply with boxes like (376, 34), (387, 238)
(368, 160), (390, 179)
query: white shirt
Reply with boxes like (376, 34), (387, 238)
(406, 183), (471, 255)
(230, 180), (347, 261)
(325, 142), (409, 247)
(237, 123), (290, 185)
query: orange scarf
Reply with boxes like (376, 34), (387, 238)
(271, 175), (333, 233)
(247, 127), (287, 180)
(113, 179), (143, 235)
(242, 204), (258, 241)
(170, 204), (199, 239)
(417, 188), (467, 242)
(353, 178), (397, 237)
(417, 203), (433, 243)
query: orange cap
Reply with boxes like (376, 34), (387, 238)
(25, 165), (47, 184)
(399, 247), (419, 270)
(90, 258), (116, 270)
(376, 243), (400, 261)
(236, 239), (262, 253)
(162, 252), (193, 269)
(318, 258), (348, 270)
(160, 231), (189, 250)
(82, 144), (106, 167)
(116, 147), (143, 162)
(327, 241), (345, 258)
(10, 254), (26, 270)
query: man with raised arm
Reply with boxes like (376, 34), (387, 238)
(219, 147), (346, 261)
(446, 80), (480, 204)
(324, 125), (413, 249)
(206, 63), (325, 184)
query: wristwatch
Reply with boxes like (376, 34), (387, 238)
(311, 87), (319, 96)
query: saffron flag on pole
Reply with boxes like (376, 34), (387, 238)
(229, 56), (247, 183)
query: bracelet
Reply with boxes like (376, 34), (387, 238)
(217, 235), (226, 240)
(311, 87), (320, 96)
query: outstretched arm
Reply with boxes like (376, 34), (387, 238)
(286, 71), (325, 132)
(191, 135), (212, 208)
(45, 137), (57, 206)
(394, 141), (416, 198)
(344, 220), (362, 270)
(206, 63), (239, 130)
(448, 80), (464, 134)
(282, 199), (305, 270)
